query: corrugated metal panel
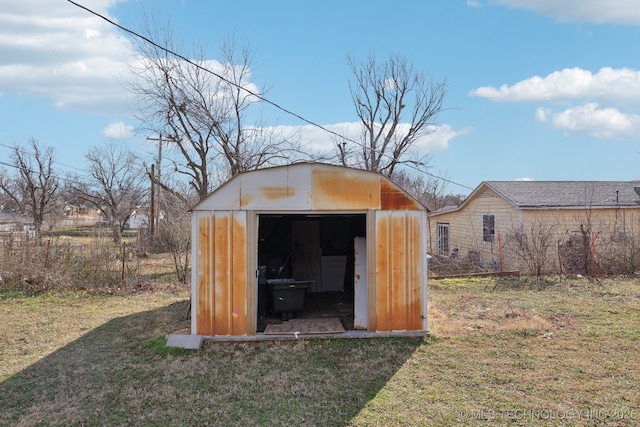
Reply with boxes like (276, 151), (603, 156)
(374, 211), (425, 332)
(311, 168), (381, 210)
(240, 166), (311, 210)
(194, 211), (248, 337)
(380, 179), (423, 210)
(195, 212), (213, 335)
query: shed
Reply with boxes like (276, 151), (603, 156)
(190, 163), (429, 339)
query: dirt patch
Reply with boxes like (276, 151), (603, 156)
(429, 299), (555, 337)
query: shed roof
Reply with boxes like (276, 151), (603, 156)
(192, 162), (426, 212)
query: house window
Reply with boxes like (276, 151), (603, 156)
(483, 214), (495, 242)
(437, 223), (449, 255)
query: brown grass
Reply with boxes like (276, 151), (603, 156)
(353, 276), (639, 426)
(1, 276), (639, 426)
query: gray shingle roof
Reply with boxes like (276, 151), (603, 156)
(484, 181), (640, 208)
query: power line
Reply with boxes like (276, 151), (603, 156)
(0, 158), (88, 187)
(0, 141), (85, 173)
(0, 144), (151, 191)
(65, 0), (474, 191)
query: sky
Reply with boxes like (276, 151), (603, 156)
(2, 0), (640, 196)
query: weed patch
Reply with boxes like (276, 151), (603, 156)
(144, 336), (193, 356)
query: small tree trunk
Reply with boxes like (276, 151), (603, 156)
(112, 223), (122, 245)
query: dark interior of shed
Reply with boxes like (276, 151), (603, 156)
(257, 214), (366, 332)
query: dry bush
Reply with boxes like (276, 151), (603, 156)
(0, 231), (176, 291)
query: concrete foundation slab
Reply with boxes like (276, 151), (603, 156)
(166, 334), (203, 350)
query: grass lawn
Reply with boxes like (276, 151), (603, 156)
(1, 276), (639, 426)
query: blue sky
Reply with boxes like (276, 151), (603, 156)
(2, 0), (640, 195)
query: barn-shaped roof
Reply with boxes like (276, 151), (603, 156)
(192, 162), (426, 212)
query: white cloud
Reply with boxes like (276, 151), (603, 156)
(489, 0), (640, 25)
(535, 103), (640, 139)
(413, 124), (474, 152)
(0, 1), (266, 118)
(274, 122), (469, 157)
(515, 177), (534, 181)
(103, 121), (134, 139)
(473, 66), (640, 139)
(470, 67), (640, 107)
(272, 122), (363, 155)
(0, 0), (135, 114)
(467, 0), (482, 8)
(200, 59), (261, 102)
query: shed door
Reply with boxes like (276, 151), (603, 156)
(374, 210), (425, 332)
(353, 237), (368, 329)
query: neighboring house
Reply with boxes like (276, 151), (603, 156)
(428, 181), (640, 276)
(0, 212), (35, 239)
(128, 210), (150, 229)
(59, 204), (103, 227)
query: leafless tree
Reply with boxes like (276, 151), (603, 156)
(0, 138), (58, 243)
(507, 219), (559, 278)
(0, 169), (19, 212)
(345, 53), (447, 177)
(390, 169), (463, 211)
(72, 140), (147, 244)
(129, 20), (294, 200)
(155, 188), (194, 283)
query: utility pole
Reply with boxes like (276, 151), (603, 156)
(149, 163), (155, 238)
(146, 135), (164, 239)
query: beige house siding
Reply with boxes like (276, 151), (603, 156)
(429, 188), (519, 271)
(513, 207), (640, 274)
(429, 185), (640, 275)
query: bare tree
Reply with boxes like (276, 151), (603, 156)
(129, 21), (292, 200)
(390, 169), (463, 211)
(72, 140), (147, 244)
(344, 53), (447, 177)
(0, 169), (19, 212)
(155, 188), (194, 283)
(0, 138), (58, 243)
(508, 219), (559, 278)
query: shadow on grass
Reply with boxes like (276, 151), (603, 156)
(0, 300), (425, 426)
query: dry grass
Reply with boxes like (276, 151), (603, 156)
(352, 276), (640, 426)
(1, 276), (639, 426)
(0, 233), (179, 291)
(0, 289), (190, 381)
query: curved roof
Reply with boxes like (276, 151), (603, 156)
(191, 162), (426, 212)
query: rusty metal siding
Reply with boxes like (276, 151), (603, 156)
(380, 179), (423, 211)
(195, 213), (213, 335)
(240, 167), (309, 210)
(374, 210), (426, 332)
(194, 211), (248, 337)
(312, 168), (381, 210)
(230, 211), (248, 335)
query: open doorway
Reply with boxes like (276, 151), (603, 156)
(257, 214), (366, 333)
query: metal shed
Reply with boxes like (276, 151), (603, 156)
(190, 163), (429, 339)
